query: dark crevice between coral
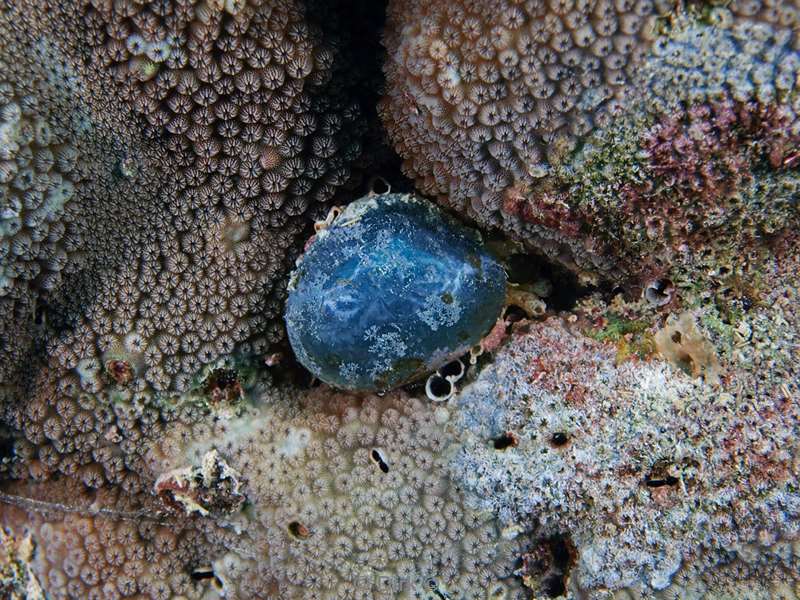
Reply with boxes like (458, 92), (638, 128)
(503, 304), (529, 326)
(542, 572), (566, 596)
(303, 0), (416, 189)
(505, 252), (593, 312)
(0, 437), (13, 462)
(0, 430), (16, 482)
(302, 0), (410, 198)
(542, 535), (575, 597)
(550, 535), (573, 571)
(190, 567), (223, 590)
(263, 339), (321, 391)
(521, 533), (576, 598)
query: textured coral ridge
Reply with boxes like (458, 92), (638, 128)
(0, 1), (411, 596)
(1, 0), (383, 495)
(2, 387), (533, 599)
(286, 192), (507, 391)
(0, 2), (171, 390)
(1, 478), (238, 600)
(380, 0), (800, 285)
(451, 235), (800, 597)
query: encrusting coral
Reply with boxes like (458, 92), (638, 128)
(451, 230), (800, 597)
(0, 3), (171, 393)
(39, 0), (383, 396)
(81, 0), (370, 223)
(0, 478), (236, 600)
(1, 385), (534, 600)
(380, 0), (800, 286)
(152, 388), (532, 598)
(380, 0), (661, 209)
(0, 0), (387, 495)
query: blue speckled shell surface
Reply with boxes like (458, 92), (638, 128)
(285, 193), (507, 391)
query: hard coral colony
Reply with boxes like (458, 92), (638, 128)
(0, 1), (798, 600)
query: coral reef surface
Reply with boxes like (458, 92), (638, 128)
(0, 0), (799, 599)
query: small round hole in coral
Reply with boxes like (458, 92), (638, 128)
(370, 449), (389, 473)
(425, 374), (453, 402)
(644, 278), (674, 307)
(288, 521), (311, 539)
(493, 431), (518, 450)
(550, 432), (568, 447)
(645, 475), (680, 488)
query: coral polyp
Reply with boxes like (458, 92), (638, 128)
(285, 192), (507, 391)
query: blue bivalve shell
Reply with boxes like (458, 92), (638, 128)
(285, 193), (507, 392)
